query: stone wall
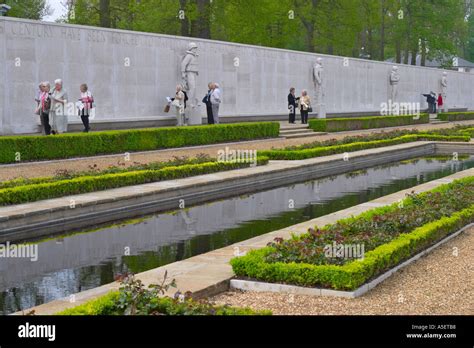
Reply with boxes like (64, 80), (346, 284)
(1, 17), (474, 135)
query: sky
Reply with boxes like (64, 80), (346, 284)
(42, 0), (67, 22)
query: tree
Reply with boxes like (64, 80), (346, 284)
(4, 0), (52, 20)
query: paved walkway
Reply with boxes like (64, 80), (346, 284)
(1, 120), (473, 182)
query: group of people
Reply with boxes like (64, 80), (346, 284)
(202, 82), (221, 125)
(34, 80), (94, 135)
(169, 82), (221, 126)
(287, 88), (312, 124)
(422, 92), (444, 114)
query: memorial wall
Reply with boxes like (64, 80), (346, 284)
(1, 17), (473, 135)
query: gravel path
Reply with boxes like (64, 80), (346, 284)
(1, 121), (473, 182)
(211, 227), (474, 315)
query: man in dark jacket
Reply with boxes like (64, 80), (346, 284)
(288, 87), (299, 123)
(202, 82), (214, 124)
(422, 92), (436, 113)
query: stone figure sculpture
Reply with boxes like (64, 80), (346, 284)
(440, 72), (448, 112)
(312, 57), (325, 118)
(181, 42), (199, 110)
(389, 65), (400, 104)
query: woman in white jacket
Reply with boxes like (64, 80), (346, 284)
(50, 79), (69, 134)
(173, 84), (186, 126)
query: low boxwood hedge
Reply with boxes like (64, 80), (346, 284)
(259, 134), (469, 160)
(231, 176), (474, 290)
(57, 291), (270, 316)
(0, 122), (280, 164)
(309, 114), (429, 132)
(438, 112), (474, 121)
(0, 157), (269, 206)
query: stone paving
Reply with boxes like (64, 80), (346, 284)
(1, 120), (473, 182)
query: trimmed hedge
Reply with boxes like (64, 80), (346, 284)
(438, 112), (474, 122)
(0, 157), (269, 206)
(259, 134), (470, 160)
(309, 114), (429, 132)
(231, 177), (474, 290)
(57, 291), (271, 315)
(0, 122), (280, 164)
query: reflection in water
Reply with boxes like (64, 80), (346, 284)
(0, 156), (473, 314)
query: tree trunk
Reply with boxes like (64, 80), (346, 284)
(395, 39), (401, 63)
(180, 0), (189, 37)
(380, 0), (385, 61)
(420, 40), (426, 66)
(99, 0), (110, 28)
(194, 0), (211, 39)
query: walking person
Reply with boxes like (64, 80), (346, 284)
(210, 83), (221, 124)
(287, 87), (299, 124)
(172, 84), (186, 126)
(77, 83), (94, 132)
(50, 79), (69, 134)
(202, 82), (214, 124)
(298, 90), (311, 124)
(39, 81), (52, 135)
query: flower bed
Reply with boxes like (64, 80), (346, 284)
(0, 157), (269, 206)
(231, 176), (474, 290)
(0, 122), (280, 164)
(309, 114), (429, 132)
(259, 134), (469, 160)
(57, 274), (271, 316)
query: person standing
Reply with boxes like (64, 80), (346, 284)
(39, 81), (52, 135)
(437, 93), (443, 114)
(298, 90), (311, 124)
(202, 82), (214, 124)
(50, 79), (69, 134)
(173, 84), (186, 126)
(78, 83), (94, 132)
(210, 83), (221, 124)
(287, 87), (299, 124)
(35, 82), (45, 134)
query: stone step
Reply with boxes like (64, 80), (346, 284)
(279, 125), (310, 131)
(429, 120), (449, 124)
(279, 128), (313, 135)
(281, 131), (327, 139)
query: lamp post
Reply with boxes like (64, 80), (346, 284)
(0, 4), (11, 16)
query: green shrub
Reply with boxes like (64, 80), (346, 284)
(57, 274), (271, 316)
(0, 157), (269, 206)
(0, 122), (280, 164)
(58, 291), (270, 315)
(309, 114), (429, 132)
(231, 176), (474, 290)
(438, 112), (474, 121)
(260, 134), (469, 160)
